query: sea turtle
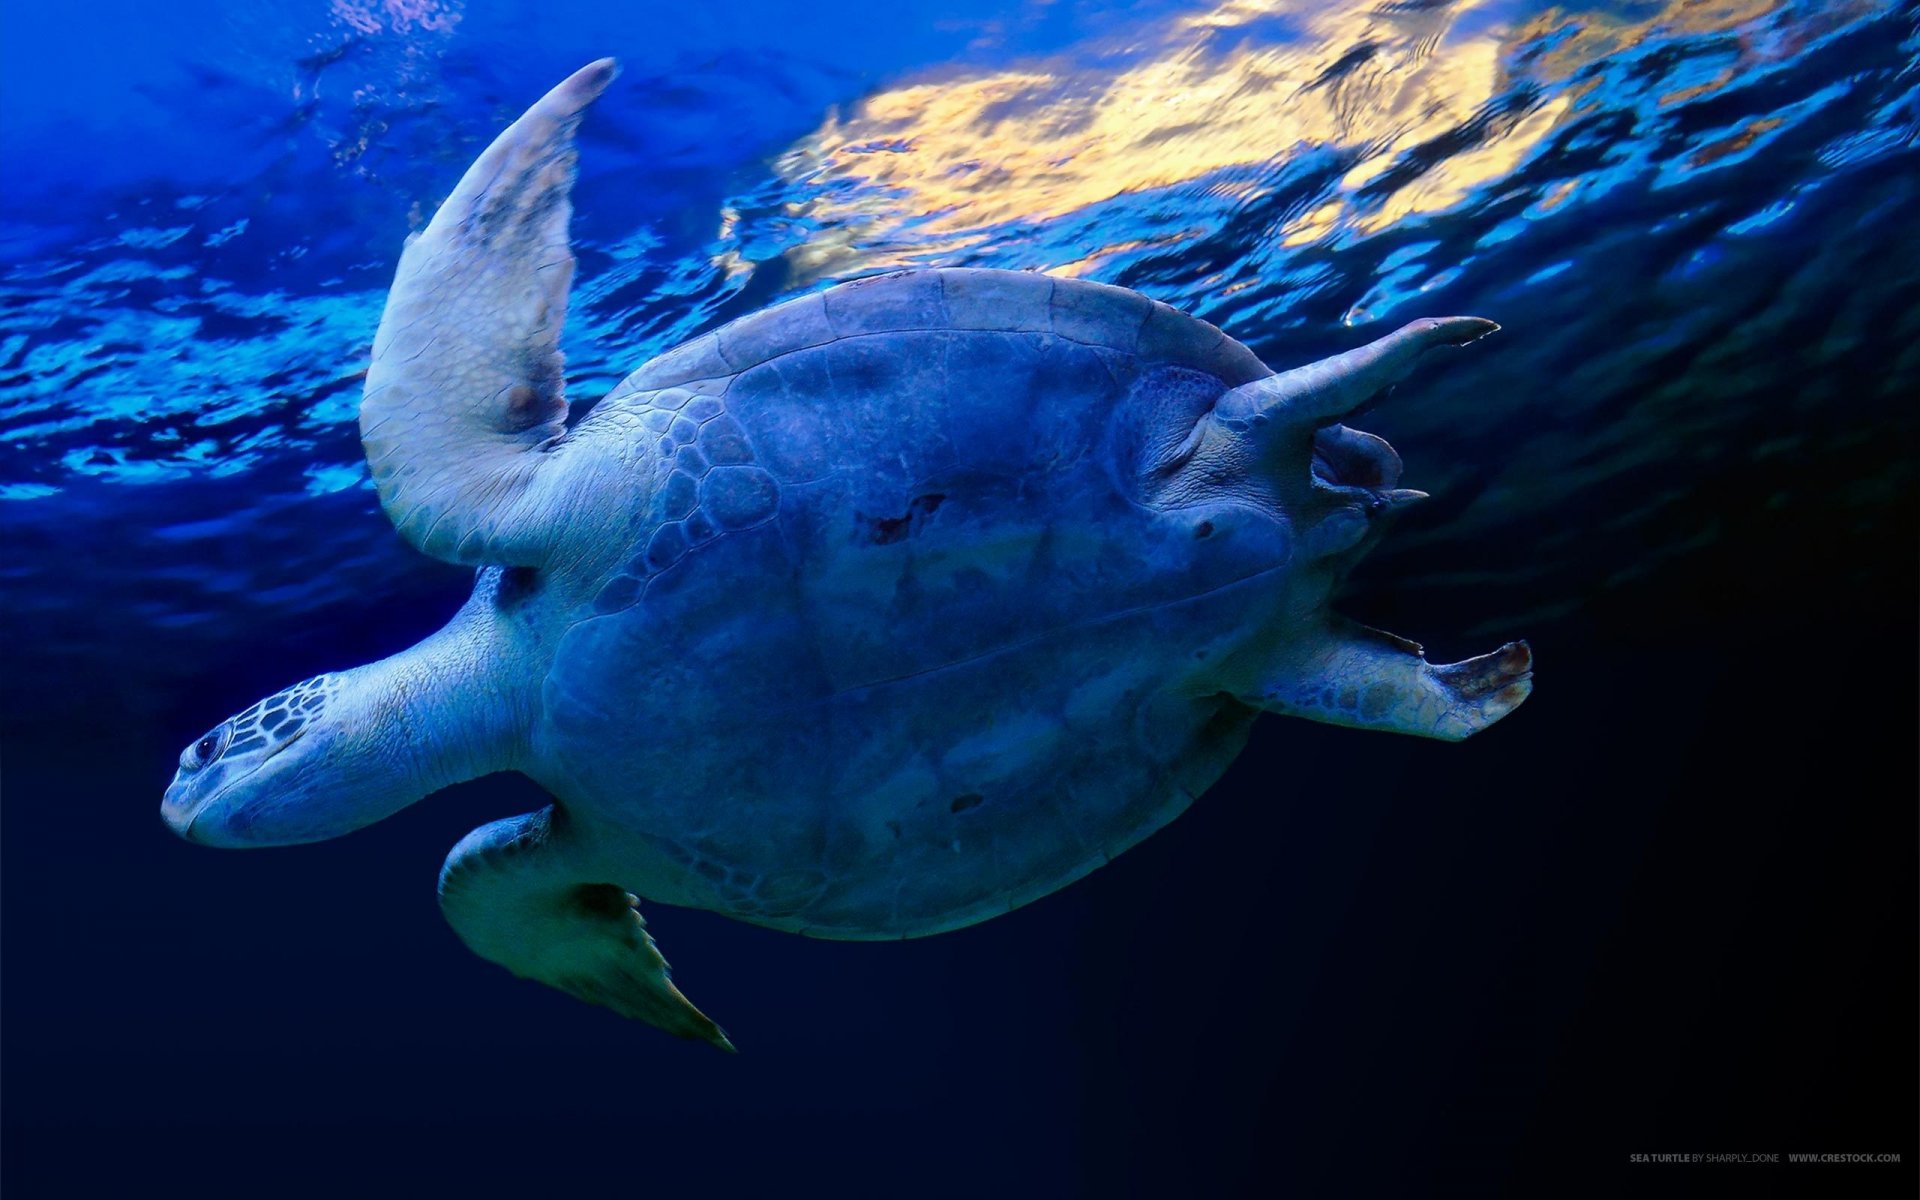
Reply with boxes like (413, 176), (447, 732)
(162, 60), (1532, 1050)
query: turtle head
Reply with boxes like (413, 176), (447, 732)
(162, 673), (357, 847)
(162, 589), (534, 848)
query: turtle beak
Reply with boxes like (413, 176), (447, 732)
(163, 770), (251, 845)
(163, 780), (252, 848)
(161, 779), (196, 838)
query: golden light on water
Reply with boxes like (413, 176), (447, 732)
(770, 0), (1543, 277)
(755, 0), (1864, 284)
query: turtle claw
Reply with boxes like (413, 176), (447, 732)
(1429, 640), (1533, 740)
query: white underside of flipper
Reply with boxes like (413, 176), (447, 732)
(360, 59), (617, 566)
(439, 807), (735, 1050)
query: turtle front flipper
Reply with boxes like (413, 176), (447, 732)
(439, 806), (735, 1050)
(1250, 620), (1533, 741)
(361, 60), (617, 566)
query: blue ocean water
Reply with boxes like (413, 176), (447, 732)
(2, 0), (1915, 1195)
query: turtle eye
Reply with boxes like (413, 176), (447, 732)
(184, 726), (230, 770)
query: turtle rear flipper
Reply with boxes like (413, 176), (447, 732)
(439, 806), (735, 1051)
(360, 59), (617, 567)
(1248, 620), (1533, 741)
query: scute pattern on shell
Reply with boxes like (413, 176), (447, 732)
(591, 380), (783, 615)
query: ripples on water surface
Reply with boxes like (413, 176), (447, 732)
(2, 0), (1915, 725)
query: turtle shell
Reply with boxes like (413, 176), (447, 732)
(538, 268), (1285, 936)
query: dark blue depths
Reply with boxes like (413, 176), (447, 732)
(2, 0), (1915, 1196)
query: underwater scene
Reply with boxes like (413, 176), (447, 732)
(2, 0), (1915, 1194)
